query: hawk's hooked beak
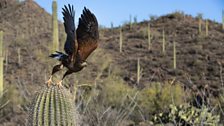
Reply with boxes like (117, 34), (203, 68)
(81, 61), (88, 67)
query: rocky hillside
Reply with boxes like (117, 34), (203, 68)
(100, 13), (224, 96)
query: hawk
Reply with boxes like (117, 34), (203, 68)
(46, 4), (99, 87)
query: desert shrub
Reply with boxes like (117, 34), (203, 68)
(6, 84), (25, 110)
(137, 82), (187, 121)
(152, 104), (220, 125)
(102, 75), (137, 107)
(0, 90), (9, 111)
(77, 77), (190, 125)
(218, 90), (224, 124)
(76, 74), (137, 126)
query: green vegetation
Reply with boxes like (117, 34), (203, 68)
(29, 85), (75, 126)
(0, 31), (3, 96)
(219, 92), (224, 124)
(137, 82), (186, 121)
(52, 0), (59, 52)
(153, 104), (220, 125)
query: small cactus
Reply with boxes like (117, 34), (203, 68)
(0, 31), (3, 96)
(111, 22), (113, 29)
(28, 85), (75, 126)
(0, 57), (3, 96)
(197, 13), (203, 35)
(129, 15), (132, 29)
(206, 20), (209, 36)
(119, 27), (123, 53)
(17, 48), (21, 66)
(173, 38), (176, 69)
(162, 28), (166, 54)
(137, 58), (143, 85)
(147, 23), (151, 50)
(222, 10), (224, 30)
(198, 18), (202, 35)
(0, 31), (3, 57)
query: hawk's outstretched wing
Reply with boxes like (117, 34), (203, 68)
(76, 7), (99, 61)
(62, 4), (78, 58)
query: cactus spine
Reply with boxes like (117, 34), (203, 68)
(206, 20), (209, 36)
(162, 28), (165, 54)
(119, 27), (123, 53)
(147, 23), (151, 50)
(29, 85), (75, 126)
(0, 31), (3, 96)
(52, 0), (59, 52)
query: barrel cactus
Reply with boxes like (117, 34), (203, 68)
(28, 85), (75, 126)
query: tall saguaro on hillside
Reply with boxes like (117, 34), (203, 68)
(222, 10), (224, 30)
(52, 0), (59, 52)
(0, 31), (3, 95)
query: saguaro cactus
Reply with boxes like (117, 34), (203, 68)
(222, 10), (224, 30)
(147, 23), (151, 50)
(162, 28), (165, 54)
(29, 85), (75, 126)
(119, 27), (123, 53)
(173, 39), (176, 69)
(206, 20), (209, 36)
(17, 48), (21, 66)
(197, 14), (202, 35)
(52, 0), (59, 52)
(129, 15), (132, 29)
(0, 31), (3, 57)
(111, 22), (113, 29)
(137, 58), (143, 85)
(0, 31), (3, 96)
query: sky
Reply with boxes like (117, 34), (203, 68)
(34, 0), (224, 27)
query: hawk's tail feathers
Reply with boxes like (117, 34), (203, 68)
(49, 51), (68, 61)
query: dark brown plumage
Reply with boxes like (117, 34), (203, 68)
(46, 4), (99, 86)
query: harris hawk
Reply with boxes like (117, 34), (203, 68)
(46, 4), (99, 87)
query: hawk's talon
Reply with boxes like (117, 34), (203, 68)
(56, 80), (63, 88)
(45, 76), (53, 87)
